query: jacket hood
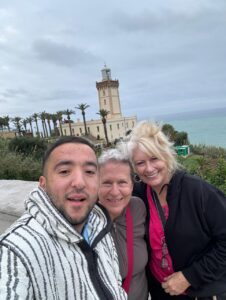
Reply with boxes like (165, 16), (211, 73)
(25, 186), (110, 244)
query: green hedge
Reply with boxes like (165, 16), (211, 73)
(0, 150), (41, 181)
(8, 136), (48, 160)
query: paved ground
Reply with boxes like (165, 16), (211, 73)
(0, 180), (38, 234)
(0, 212), (18, 233)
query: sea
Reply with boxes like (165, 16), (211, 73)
(152, 109), (226, 149)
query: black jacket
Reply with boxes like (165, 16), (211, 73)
(133, 170), (226, 297)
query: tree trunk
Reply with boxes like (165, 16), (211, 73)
(102, 120), (109, 145)
(82, 112), (88, 135)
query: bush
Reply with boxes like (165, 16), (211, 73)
(162, 124), (189, 145)
(178, 154), (226, 194)
(190, 144), (226, 159)
(0, 138), (9, 150)
(174, 131), (189, 146)
(8, 136), (48, 160)
(207, 158), (226, 194)
(0, 150), (41, 181)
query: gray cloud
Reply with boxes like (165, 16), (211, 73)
(44, 89), (83, 101)
(33, 38), (98, 67)
(110, 2), (226, 33)
(1, 88), (29, 98)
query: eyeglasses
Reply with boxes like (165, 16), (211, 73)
(161, 237), (168, 269)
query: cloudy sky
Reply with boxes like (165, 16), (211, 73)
(0, 0), (226, 123)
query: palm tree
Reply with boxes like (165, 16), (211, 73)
(39, 111), (48, 138)
(22, 118), (28, 133)
(32, 113), (40, 137)
(12, 116), (23, 136)
(45, 113), (52, 137)
(63, 109), (75, 136)
(97, 109), (110, 146)
(26, 116), (34, 136)
(0, 117), (4, 131)
(56, 111), (64, 136)
(3, 115), (10, 131)
(75, 103), (90, 136)
(51, 113), (59, 136)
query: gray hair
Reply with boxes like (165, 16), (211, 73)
(98, 148), (134, 180)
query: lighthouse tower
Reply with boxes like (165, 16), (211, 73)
(96, 66), (122, 119)
(62, 66), (137, 142)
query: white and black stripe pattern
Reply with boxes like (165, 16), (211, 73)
(0, 187), (127, 300)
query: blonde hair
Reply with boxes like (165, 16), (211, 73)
(126, 120), (179, 174)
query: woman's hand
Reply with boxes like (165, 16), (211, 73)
(161, 271), (191, 295)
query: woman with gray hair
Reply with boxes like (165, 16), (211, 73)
(126, 120), (226, 300)
(98, 148), (149, 300)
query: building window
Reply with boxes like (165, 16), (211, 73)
(110, 124), (112, 131)
(64, 129), (66, 135)
(79, 128), (82, 134)
(97, 126), (99, 132)
(72, 128), (75, 134)
(88, 127), (90, 133)
(132, 121), (134, 127)
(104, 99), (106, 105)
(117, 123), (119, 129)
(103, 90), (105, 96)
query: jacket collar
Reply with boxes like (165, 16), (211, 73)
(167, 170), (186, 201)
(25, 186), (110, 245)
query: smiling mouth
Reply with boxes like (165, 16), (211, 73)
(146, 172), (158, 178)
(107, 198), (122, 202)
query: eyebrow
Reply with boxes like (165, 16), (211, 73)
(54, 160), (98, 171)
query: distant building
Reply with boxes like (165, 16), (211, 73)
(175, 145), (190, 157)
(61, 66), (137, 143)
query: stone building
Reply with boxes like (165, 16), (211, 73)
(61, 66), (137, 143)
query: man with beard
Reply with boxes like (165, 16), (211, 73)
(0, 136), (126, 300)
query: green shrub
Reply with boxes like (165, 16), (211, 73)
(207, 158), (226, 194)
(178, 154), (226, 194)
(0, 150), (41, 181)
(162, 123), (189, 145)
(174, 131), (189, 146)
(190, 144), (226, 159)
(0, 138), (9, 150)
(8, 136), (48, 160)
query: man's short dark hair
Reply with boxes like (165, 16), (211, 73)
(42, 136), (95, 173)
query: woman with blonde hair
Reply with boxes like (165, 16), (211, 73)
(126, 120), (226, 300)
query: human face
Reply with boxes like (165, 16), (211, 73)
(99, 162), (133, 220)
(39, 143), (99, 233)
(132, 147), (170, 194)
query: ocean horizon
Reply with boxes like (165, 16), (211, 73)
(148, 108), (226, 149)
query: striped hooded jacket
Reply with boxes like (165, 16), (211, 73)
(0, 187), (127, 300)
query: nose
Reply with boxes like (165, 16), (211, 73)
(71, 169), (85, 190)
(145, 161), (155, 172)
(110, 183), (120, 197)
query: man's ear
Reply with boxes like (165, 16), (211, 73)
(39, 176), (46, 190)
